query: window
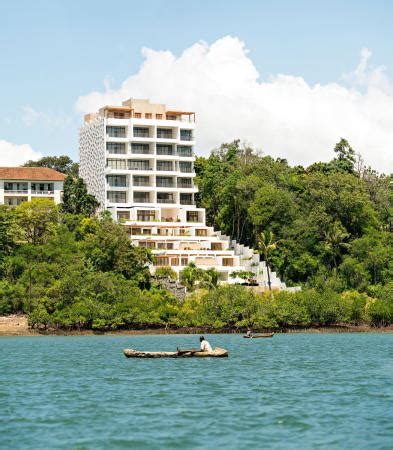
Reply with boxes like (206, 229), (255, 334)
(107, 159), (126, 169)
(156, 257), (169, 266)
(133, 192), (150, 203)
(5, 182), (28, 192)
(128, 160), (150, 170)
(156, 114), (163, 119)
(107, 175), (127, 187)
(177, 178), (192, 188)
(133, 127), (149, 138)
(113, 111), (125, 119)
(137, 210), (156, 221)
(139, 241), (155, 249)
(134, 112), (142, 118)
(131, 143), (150, 154)
(156, 177), (173, 187)
(180, 193), (193, 205)
(187, 211), (199, 222)
(133, 176), (150, 186)
(107, 191), (127, 203)
(177, 146), (193, 157)
(196, 229), (207, 237)
(117, 211), (130, 220)
(156, 145), (173, 155)
(157, 193), (174, 204)
(181, 258), (188, 266)
(211, 243), (223, 250)
(157, 242), (174, 250)
(157, 128), (173, 139)
(157, 161), (173, 171)
(223, 258), (234, 267)
(107, 126), (126, 138)
(180, 130), (192, 141)
(107, 142), (126, 154)
(31, 183), (53, 192)
(179, 162), (192, 173)
(145, 113), (152, 119)
(166, 114), (177, 120)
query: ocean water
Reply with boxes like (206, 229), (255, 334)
(0, 333), (392, 450)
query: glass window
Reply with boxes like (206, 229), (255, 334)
(133, 176), (150, 186)
(187, 211), (199, 222)
(177, 146), (193, 157)
(180, 130), (192, 141)
(106, 126), (126, 138)
(145, 113), (152, 119)
(157, 193), (174, 204)
(107, 142), (126, 154)
(156, 145), (173, 155)
(133, 192), (150, 203)
(137, 210), (156, 221)
(128, 160), (150, 170)
(107, 159), (127, 169)
(157, 161), (173, 171)
(133, 127), (149, 138)
(156, 177), (173, 187)
(155, 114), (163, 120)
(179, 162), (192, 173)
(157, 128), (173, 139)
(180, 193), (193, 205)
(131, 143), (150, 154)
(117, 211), (130, 220)
(107, 175), (127, 187)
(177, 178), (192, 188)
(107, 191), (127, 203)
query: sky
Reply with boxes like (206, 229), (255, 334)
(0, 0), (392, 172)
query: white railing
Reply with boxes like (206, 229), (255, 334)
(4, 190), (28, 194)
(31, 191), (54, 195)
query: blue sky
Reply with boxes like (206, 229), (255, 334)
(1, 0), (392, 171)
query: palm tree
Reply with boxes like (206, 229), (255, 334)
(258, 231), (279, 291)
(180, 262), (205, 291)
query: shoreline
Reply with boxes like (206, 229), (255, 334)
(1, 315), (392, 336)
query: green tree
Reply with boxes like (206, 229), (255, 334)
(258, 231), (279, 291)
(24, 155), (79, 176)
(15, 198), (59, 244)
(61, 176), (99, 216)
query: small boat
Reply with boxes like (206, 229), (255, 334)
(243, 333), (274, 339)
(123, 347), (229, 358)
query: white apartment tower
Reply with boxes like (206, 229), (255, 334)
(79, 99), (285, 288)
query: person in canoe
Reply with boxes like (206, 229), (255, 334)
(200, 336), (213, 352)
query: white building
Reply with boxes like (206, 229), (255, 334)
(79, 98), (286, 288)
(0, 167), (65, 205)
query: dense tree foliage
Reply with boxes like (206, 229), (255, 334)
(24, 155), (79, 177)
(61, 176), (99, 216)
(195, 139), (392, 290)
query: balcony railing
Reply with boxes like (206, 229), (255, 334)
(31, 191), (54, 195)
(180, 133), (193, 141)
(156, 182), (174, 188)
(133, 198), (151, 203)
(177, 149), (193, 157)
(180, 167), (192, 173)
(177, 182), (193, 188)
(157, 198), (174, 204)
(180, 199), (194, 205)
(156, 149), (174, 156)
(133, 131), (150, 138)
(131, 148), (151, 154)
(133, 181), (152, 187)
(4, 190), (28, 194)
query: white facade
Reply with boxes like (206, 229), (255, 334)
(0, 169), (64, 206)
(79, 99), (286, 288)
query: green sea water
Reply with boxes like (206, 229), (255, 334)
(1, 333), (392, 449)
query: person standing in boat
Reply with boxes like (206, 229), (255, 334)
(200, 336), (212, 352)
(246, 328), (253, 338)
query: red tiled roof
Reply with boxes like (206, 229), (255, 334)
(0, 167), (66, 181)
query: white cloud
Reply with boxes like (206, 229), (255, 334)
(21, 105), (72, 128)
(0, 140), (42, 166)
(76, 36), (393, 172)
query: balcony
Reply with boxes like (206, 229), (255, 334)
(156, 146), (174, 156)
(177, 181), (193, 188)
(31, 191), (55, 195)
(4, 190), (28, 195)
(177, 147), (193, 157)
(180, 199), (194, 205)
(157, 129), (173, 139)
(180, 131), (193, 141)
(133, 128), (150, 138)
(107, 126), (126, 138)
(157, 198), (175, 204)
(131, 144), (151, 155)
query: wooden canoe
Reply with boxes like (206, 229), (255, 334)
(243, 333), (274, 339)
(123, 347), (229, 358)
